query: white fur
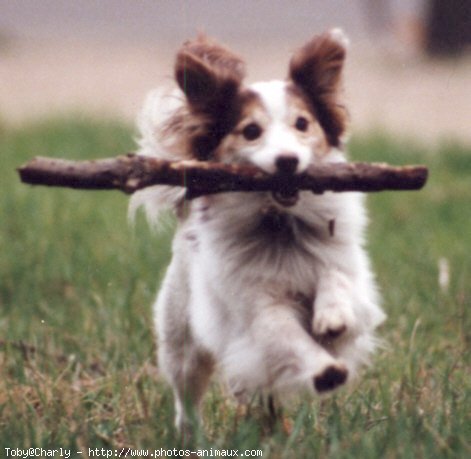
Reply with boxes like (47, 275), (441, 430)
(131, 73), (385, 431)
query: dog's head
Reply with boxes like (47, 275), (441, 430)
(175, 30), (349, 175)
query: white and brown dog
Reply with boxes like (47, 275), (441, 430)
(131, 29), (385, 431)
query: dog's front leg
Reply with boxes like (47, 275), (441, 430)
(250, 299), (348, 394)
(312, 268), (359, 344)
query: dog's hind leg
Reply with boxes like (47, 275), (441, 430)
(155, 246), (214, 433)
(165, 340), (214, 434)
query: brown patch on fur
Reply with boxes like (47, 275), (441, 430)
(174, 35), (247, 160)
(233, 89), (267, 129)
(285, 84), (329, 155)
(328, 218), (336, 237)
(289, 31), (349, 147)
(213, 89), (266, 161)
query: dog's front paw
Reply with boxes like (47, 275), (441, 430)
(313, 363), (348, 393)
(312, 301), (357, 343)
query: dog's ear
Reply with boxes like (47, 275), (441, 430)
(175, 36), (246, 160)
(175, 35), (246, 108)
(289, 29), (349, 147)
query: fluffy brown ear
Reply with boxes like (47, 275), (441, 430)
(174, 36), (246, 160)
(289, 29), (349, 147)
(175, 35), (246, 108)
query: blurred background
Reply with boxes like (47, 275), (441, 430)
(1, 0), (470, 144)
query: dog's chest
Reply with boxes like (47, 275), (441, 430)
(194, 202), (328, 276)
(255, 206), (315, 245)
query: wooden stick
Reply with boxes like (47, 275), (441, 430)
(18, 153), (428, 197)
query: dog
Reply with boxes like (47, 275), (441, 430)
(130, 29), (385, 431)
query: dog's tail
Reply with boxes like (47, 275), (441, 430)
(129, 88), (187, 229)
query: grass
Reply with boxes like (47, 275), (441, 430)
(0, 117), (470, 457)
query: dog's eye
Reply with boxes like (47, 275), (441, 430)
(242, 123), (262, 141)
(295, 116), (309, 132)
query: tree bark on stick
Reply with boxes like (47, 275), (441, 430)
(18, 154), (428, 198)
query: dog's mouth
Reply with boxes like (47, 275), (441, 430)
(271, 189), (299, 207)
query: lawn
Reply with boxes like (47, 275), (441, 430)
(0, 117), (469, 457)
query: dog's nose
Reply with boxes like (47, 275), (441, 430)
(275, 155), (299, 175)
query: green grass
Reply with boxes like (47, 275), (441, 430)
(1, 118), (470, 457)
